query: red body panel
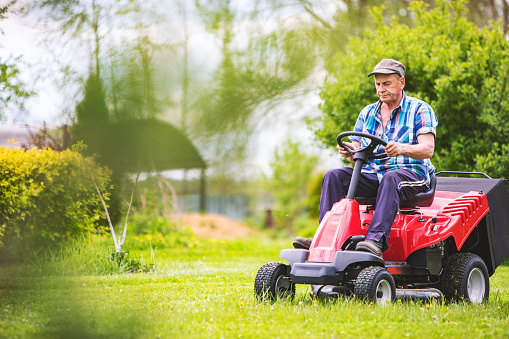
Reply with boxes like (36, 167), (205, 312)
(308, 191), (489, 263)
(307, 199), (361, 262)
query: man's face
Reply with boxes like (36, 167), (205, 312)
(374, 74), (405, 106)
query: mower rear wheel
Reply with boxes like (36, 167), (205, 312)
(354, 266), (395, 304)
(441, 253), (489, 303)
(254, 262), (295, 301)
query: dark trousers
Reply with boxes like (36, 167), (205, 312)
(319, 167), (427, 251)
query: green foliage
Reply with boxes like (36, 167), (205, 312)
(75, 74), (109, 127)
(0, 56), (32, 119)
(108, 247), (153, 274)
(71, 139), (87, 153)
(293, 216), (320, 239)
(194, 5), (321, 162)
(34, 234), (153, 276)
(127, 214), (203, 250)
(73, 74), (109, 159)
(316, 0), (509, 178)
(265, 140), (318, 232)
(0, 146), (111, 259)
(306, 171), (324, 219)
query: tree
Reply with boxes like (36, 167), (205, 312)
(72, 72), (108, 158)
(316, 0), (509, 179)
(194, 0), (321, 162)
(265, 140), (318, 232)
(33, 0), (150, 79)
(26, 0), (161, 124)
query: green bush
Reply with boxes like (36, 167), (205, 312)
(265, 139), (318, 232)
(306, 171), (324, 219)
(0, 146), (111, 259)
(293, 216), (319, 239)
(315, 0), (509, 178)
(127, 214), (204, 250)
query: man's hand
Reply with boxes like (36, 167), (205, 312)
(385, 141), (404, 157)
(336, 141), (360, 163)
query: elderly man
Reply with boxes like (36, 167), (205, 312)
(294, 59), (438, 257)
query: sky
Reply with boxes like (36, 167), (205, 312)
(0, 11), (63, 146)
(1, 14), (61, 125)
(0, 2), (342, 173)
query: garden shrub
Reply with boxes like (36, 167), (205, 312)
(128, 214), (200, 250)
(0, 146), (111, 260)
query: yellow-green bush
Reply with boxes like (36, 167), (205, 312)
(0, 146), (111, 259)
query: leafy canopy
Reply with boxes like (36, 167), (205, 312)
(315, 0), (509, 179)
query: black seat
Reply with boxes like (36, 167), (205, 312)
(356, 173), (437, 208)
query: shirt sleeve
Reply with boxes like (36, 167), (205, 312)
(415, 103), (438, 137)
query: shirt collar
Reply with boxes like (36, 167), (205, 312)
(398, 91), (407, 110)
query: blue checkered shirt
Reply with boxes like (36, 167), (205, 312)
(350, 91), (438, 185)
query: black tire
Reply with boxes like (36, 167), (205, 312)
(354, 266), (395, 304)
(441, 253), (489, 303)
(254, 262), (295, 301)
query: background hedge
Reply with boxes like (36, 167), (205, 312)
(0, 146), (111, 259)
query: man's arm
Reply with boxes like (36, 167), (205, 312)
(384, 133), (435, 159)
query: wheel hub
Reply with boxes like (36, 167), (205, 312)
(375, 279), (392, 304)
(275, 276), (292, 297)
(467, 268), (486, 303)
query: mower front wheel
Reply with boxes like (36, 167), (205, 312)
(254, 262), (295, 301)
(441, 253), (489, 303)
(354, 266), (395, 304)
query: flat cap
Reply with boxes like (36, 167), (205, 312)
(367, 59), (405, 77)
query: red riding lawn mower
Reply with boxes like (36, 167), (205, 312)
(255, 132), (509, 304)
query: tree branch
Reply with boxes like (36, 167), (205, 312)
(119, 172), (140, 247)
(80, 154), (118, 250)
(299, 0), (332, 30)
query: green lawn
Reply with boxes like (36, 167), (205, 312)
(1, 237), (508, 338)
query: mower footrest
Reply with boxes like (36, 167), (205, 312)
(291, 262), (342, 285)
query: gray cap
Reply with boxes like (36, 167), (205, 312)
(367, 59), (405, 77)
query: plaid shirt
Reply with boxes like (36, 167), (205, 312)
(350, 91), (438, 184)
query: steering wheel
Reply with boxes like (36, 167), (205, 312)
(336, 131), (388, 160)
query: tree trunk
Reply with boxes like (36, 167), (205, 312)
(487, 0), (498, 21)
(503, 0), (508, 35)
(92, 0), (101, 78)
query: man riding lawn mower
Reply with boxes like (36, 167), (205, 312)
(254, 59), (509, 303)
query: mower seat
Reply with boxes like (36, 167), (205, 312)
(356, 173), (437, 208)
